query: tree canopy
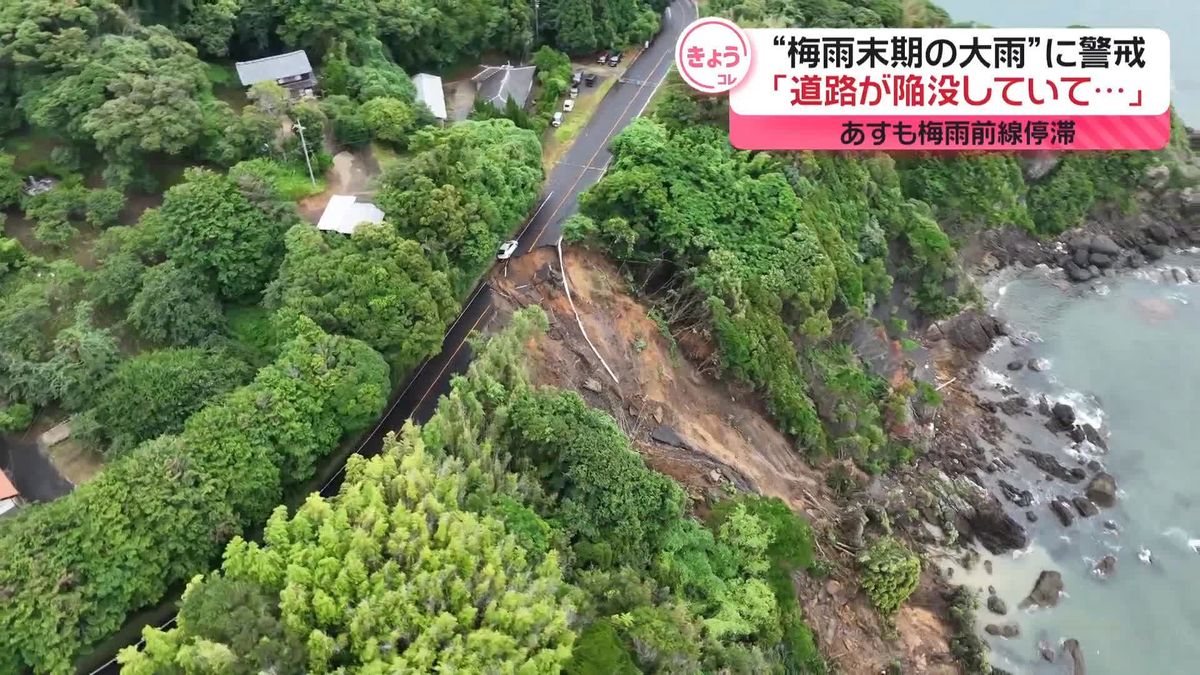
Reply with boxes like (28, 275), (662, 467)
(376, 119), (543, 292)
(120, 425), (577, 674)
(266, 222), (458, 372)
(87, 348), (253, 456)
(0, 317), (389, 674)
(156, 167), (297, 301)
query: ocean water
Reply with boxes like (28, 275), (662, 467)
(934, 0), (1199, 124)
(961, 259), (1200, 674)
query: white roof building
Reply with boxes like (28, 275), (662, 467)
(412, 73), (447, 120)
(317, 195), (385, 235)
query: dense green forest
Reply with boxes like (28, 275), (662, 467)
(117, 308), (828, 674)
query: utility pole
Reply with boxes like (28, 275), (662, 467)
(293, 120), (317, 187)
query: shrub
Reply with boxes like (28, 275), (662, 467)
(857, 536), (921, 616)
(0, 402), (34, 433)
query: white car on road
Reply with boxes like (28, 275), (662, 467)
(497, 240), (519, 260)
(563, 99), (575, 112)
(551, 111), (563, 127)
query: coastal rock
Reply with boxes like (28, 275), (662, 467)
(967, 497), (1029, 554)
(984, 560), (993, 574)
(1064, 638), (1087, 675)
(943, 310), (1008, 353)
(998, 479), (1033, 508)
(1052, 402), (1076, 427)
(1023, 153), (1060, 181)
(1089, 234), (1122, 257)
(1006, 360), (1024, 371)
(1089, 252), (1115, 268)
(1065, 261), (1094, 282)
(986, 594), (1008, 615)
(1072, 496), (1099, 518)
(1026, 510), (1038, 523)
(1145, 222), (1175, 245)
(1072, 246), (1091, 268)
(1040, 643), (1057, 662)
(1021, 449), (1086, 483)
(1028, 358), (1050, 372)
(1085, 472), (1118, 508)
(1080, 423), (1107, 450)
(1094, 554), (1117, 578)
(1017, 245), (1048, 268)
(1145, 165), (1171, 191)
(998, 397), (1028, 416)
(1189, 268), (1200, 283)
(985, 623), (1020, 638)
(1050, 497), (1076, 527)
(1021, 570), (1064, 609)
(1104, 520), (1119, 532)
(1172, 268), (1188, 284)
(1183, 186), (1200, 217)
(1141, 242), (1167, 261)
(1067, 425), (1086, 443)
(1128, 252), (1146, 269)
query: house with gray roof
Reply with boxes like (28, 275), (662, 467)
(235, 50), (317, 97)
(473, 64), (537, 110)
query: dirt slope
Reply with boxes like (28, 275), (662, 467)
(492, 245), (957, 674)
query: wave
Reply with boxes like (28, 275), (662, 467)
(1161, 527), (1200, 553)
(980, 366), (1012, 388)
(1047, 389), (1105, 429)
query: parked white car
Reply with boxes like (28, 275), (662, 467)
(563, 99), (575, 112)
(551, 111), (563, 127)
(497, 240), (519, 260)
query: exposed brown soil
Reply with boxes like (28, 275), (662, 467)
(492, 245), (958, 674)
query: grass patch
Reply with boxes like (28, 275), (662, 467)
(554, 76), (617, 144)
(230, 158), (325, 201)
(204, 62), (235, 87)
(371, 142), (403, 173)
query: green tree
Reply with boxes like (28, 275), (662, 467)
(85, 187), (127, 227)
(266, 222), (457, 371)
(90, 348), (252, 455)
(0, 317), (388, 674)
(857, 536), (921, 616)
(320, 94), (370, 146)
(273, 0), (378, 60)
(360, 96), (417, 147)
(375, 119), (542, 287)
(157, 167), (295, 301)
(507, 389), (686, 567)
(120, 424), (577, 673)
(0, 152), (21, 209)
(128, 261), (226, 346)
(27, 26), (213, 165)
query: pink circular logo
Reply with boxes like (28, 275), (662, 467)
(675, 17), (752, 94)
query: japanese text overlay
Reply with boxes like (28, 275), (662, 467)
(675, 22), (1172, 151)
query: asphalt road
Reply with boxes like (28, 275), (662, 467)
(314, 0), (697, 498)
(85, 3), (696, 671)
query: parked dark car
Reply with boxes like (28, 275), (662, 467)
(584, 72), (598, 87)
(597, 52), (609, 64)
(607, 52), (622, 67)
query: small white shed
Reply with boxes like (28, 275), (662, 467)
(413, 73), (447, 121)
(316, 195), (385, 235)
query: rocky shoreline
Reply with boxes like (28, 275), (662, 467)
(883, 177), (1200, 673)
